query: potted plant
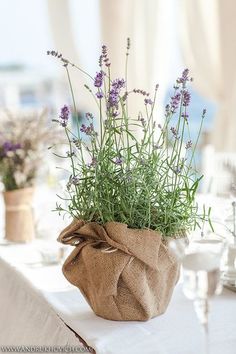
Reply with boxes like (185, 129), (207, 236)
(48, 40), (212, 321)
(0, 110), (56, 242)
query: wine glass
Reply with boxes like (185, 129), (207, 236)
(170, 237), (226, 354)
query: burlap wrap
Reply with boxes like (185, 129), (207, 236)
(58, 219), (180, 321)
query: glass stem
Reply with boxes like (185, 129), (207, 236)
(194, 298), (210, 354)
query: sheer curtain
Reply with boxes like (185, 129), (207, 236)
(47, 0), (98, 112)
(180, 0), (236, 151)
(99, 0), (175, 121)
(47, 0), (176, 121)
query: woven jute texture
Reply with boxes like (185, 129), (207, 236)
(58, 219), (180, 321)
(3, 187), (35, 243)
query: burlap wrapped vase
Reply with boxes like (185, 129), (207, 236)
(3, 187), (35, 243)
(58, 219), (180, 321)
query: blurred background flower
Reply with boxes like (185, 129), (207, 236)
(0, 109), (59, 191)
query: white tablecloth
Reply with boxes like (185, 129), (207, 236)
(0, 241), (236, 354)
(0, 243), (90, 351)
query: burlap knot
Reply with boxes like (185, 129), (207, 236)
(58, 219), (180, 321)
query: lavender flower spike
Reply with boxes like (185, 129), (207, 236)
(96, 91), (104, 99)
(59, 105), (70, 127)
(3, 141), (21, 154)
(70, 176), (80, 185)
(80, 123), (95, 136)
(144, 98), (153, 105)
(107, 78), (126, 110)
(177, 68), (193, 86)
(94, 71), (104, 88)
(170, 93), (181, 113)
(87, 157), (97, 168)
(182, 90), (191, 107)
(101, 45), (111, 67)
(114, 157), (123, 165)
(185, 140), (192, 149)
(112, 78), (125, 90)
(170, 126), (179, 139)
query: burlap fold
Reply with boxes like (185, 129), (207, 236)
(58, 219), (180, 321)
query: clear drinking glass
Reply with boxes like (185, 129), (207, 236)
(170, 237), (226, 354)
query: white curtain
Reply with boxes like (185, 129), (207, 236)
(99, 0), (175, 122)
(180, 0), (236, 151)
(47, 0), (175, 123)
(46, 0), (97, 112)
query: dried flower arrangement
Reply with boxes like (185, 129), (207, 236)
(0, 110), (57, 191)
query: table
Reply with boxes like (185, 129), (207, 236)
(0, 241), (236, 354)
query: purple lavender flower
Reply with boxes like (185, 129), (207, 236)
(140, 117), (146, 127)
(98, 55), (102, 67)
(80, 124), (87, 133)
(170, 126), (179, 139)
(101, 45), (111, 67)
(3, 141), (21, 154)
(138, 114), (146, 126)
(66, 151), (75, 157)
(70, 176), (80, 185)
(114, 157), (123, 165)
(179, 69), (189, 82)
(85, 112), (94, 120)
(140, 158), (146, 165)
(165, 104), (170, 115)
(80, 123), (95, 136)
(122, 91), (128, 101)
(66, 175), (79, 190)
(144, 98), (153, 105)
(181, 112), (189, 120)
(72, 138), (81, 149)
(173, 84), (180, 90)
(103, 58), (110, 67)
(102, 45), (107, 55)
(107, 78), (126, 111)
(133, 89), (149, 96)
(177, 69), (192, 86)
(96, 91), (104, 99)
(182, 90), (191, 107)
(94, 71), (104, 88)
(185, 140), (192, 149)
(112, 111), (119, 118)
(126, 38), (131, 51)
(174, 166), (182, 174)
(87, 157), (97, 168)
(170, 93), (181, 113)
(112, 79), (125, 90)
(107, 90), (119, 110)
(59, 105), (70, 127)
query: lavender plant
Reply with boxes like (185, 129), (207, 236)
(48, 40), (212, 238)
